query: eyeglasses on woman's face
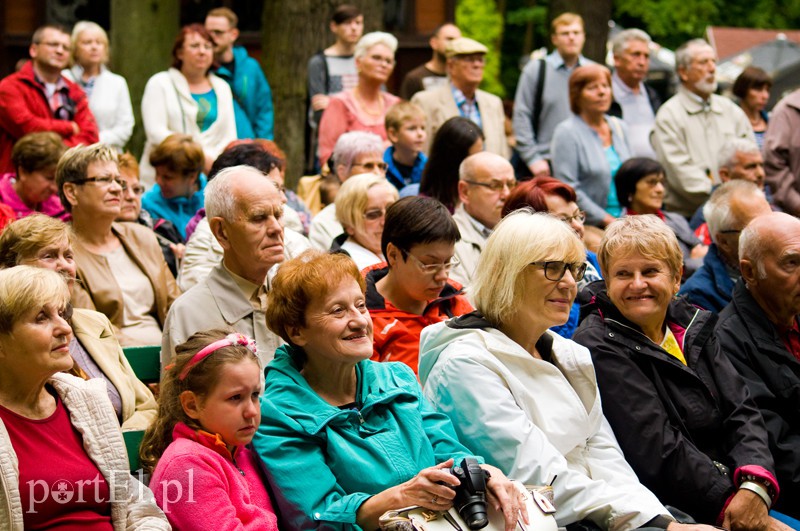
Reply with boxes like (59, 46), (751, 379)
(529, 260), (587, 282)
(402, 249), (461, 275)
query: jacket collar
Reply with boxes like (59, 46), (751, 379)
(704, 243), (736, 296)
(206, 262), (260, 324)
(676, 85), (722, 115)
(730, 278), (786, 344)
(364, 263), (465, 312)
(172, 422), (240, 462)
(446, 311), (555, 359)
(265, 345), (414, 434)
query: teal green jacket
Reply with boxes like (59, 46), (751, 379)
(253, 344), (480, 530)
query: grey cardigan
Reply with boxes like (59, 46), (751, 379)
(551, 114), (632, 225)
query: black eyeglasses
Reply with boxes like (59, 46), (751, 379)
(529, 260), (587, 282)
(719, 228), (742, 235)
(352, 161), (388, 172)
(558, 210), (586, 224)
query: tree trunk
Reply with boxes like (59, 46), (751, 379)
(548, 0), (612, 64)
(262, 0), (383, 188)
(110, 0), (179, 159)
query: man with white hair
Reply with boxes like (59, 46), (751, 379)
(449, 152), (515, 286)
(652, 39), (754, 217)
(715, 211), (800, 518)
(608, 28), (661, 158)
(679, 180), (771, 313)
(689, 138), (771, 231)
(161, 165), (285, 369)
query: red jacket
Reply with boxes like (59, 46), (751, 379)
(364, 263), (473, 374)
(0, 61), (99, 173)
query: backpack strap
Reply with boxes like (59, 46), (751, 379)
(532, 58), (547, 138)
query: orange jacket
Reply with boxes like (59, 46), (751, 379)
(364, 263), (473, 374)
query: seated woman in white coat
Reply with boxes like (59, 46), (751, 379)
(418, 211), (717, 531)
(139, 24), (236, 184)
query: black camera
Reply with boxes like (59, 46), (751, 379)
(449, 457), (491, 530)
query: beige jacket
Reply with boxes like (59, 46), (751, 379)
(0, 373), (170, 530)
(71, 308), (158, 431)
(72, 222), (181, 345)
(412, 83), (510, 158)
(162, 262), (283, 371)
(450, 205), (488, 288)
(652, 86), (754, 217)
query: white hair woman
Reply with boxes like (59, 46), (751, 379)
(317, 31), (401, 165)
(334, 173), (398, 269)
(419, 211), (718, 531)
(63, 21), (134, 152)
(0, 266), (168, 528)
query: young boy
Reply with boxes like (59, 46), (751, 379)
(383, 102), (428, 192)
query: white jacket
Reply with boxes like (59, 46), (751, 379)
(0, 373), (169, 530)
(139, 68), (236, 184)
(418, 317), (670, 531)
(63, 65), (135, 152)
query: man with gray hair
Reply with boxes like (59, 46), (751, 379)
(715, 211), (800, 517)
(679, 180), (771, 313)
(161, 165), (285, 369)
(689, 138), (770, 230)
(450, 152), (515, 286)
(652, 38), (754, 217)
(609, 29), (661, 158)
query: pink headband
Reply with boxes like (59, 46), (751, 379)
(178, 333), (258, 380)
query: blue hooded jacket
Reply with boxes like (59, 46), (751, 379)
(215, 46), (274, 139)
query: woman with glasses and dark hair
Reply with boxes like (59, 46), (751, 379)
(615, 157), (707, 278)
(56, 143), (180, 346)
(419, 211), (706, 531)
(334, 173), (398, 270)
(365, 196), (472, 374)
(573, 215), (786, 530)
(732, 66), (772, 150)
(501, 176), (602, 338)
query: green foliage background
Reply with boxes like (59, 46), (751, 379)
(456, 0), (800, 99)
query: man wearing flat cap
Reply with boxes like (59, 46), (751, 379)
(412, 37), (509, 157)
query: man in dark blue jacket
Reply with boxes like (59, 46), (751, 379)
(679, 180), (770, 312)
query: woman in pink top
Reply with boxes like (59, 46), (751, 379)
(141, 329), (278, 531)
(318, 31), (400, 166)
(0, 131), (69, 220)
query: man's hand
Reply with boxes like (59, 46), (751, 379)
(528, 159), (550, 177)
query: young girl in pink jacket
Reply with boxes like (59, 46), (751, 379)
(141, 329), (278, 530)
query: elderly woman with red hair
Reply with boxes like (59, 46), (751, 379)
(502, 176), (602, 338)
(139, 23), (236, 184)
(551, 64), (631, 228)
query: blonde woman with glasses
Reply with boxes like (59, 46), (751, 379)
(56, 143), (180, 346)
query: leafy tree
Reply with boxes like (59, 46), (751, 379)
(456, 0), (506, 97)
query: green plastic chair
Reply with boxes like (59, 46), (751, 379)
(123, 429), (145, 472)
(122, 345), (161, 384)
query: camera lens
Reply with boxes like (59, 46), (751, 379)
(459, 502), (488, 530)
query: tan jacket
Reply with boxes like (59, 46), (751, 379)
(162, 262), (283, 371)
(449, 205), (488, 288)
(0, 373), (170, 530)
(764, 89), (800, 216)
(70, 308), (158, 431)
(72, 222), (181, 344)
(412, 83), (510, 158)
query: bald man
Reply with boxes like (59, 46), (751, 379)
(449, 152), (516, 286)
(715, 211), (800, 517)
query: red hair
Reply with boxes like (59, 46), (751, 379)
(171, 24), (215, 71)
(502, 176), (577, 217)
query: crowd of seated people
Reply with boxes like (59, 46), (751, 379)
(3, 5), (800, 530)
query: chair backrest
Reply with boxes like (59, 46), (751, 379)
(123, 345), (161, 384)
(123, 429), (145, 472)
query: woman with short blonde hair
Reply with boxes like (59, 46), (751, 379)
(334, 173), (398, 270)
